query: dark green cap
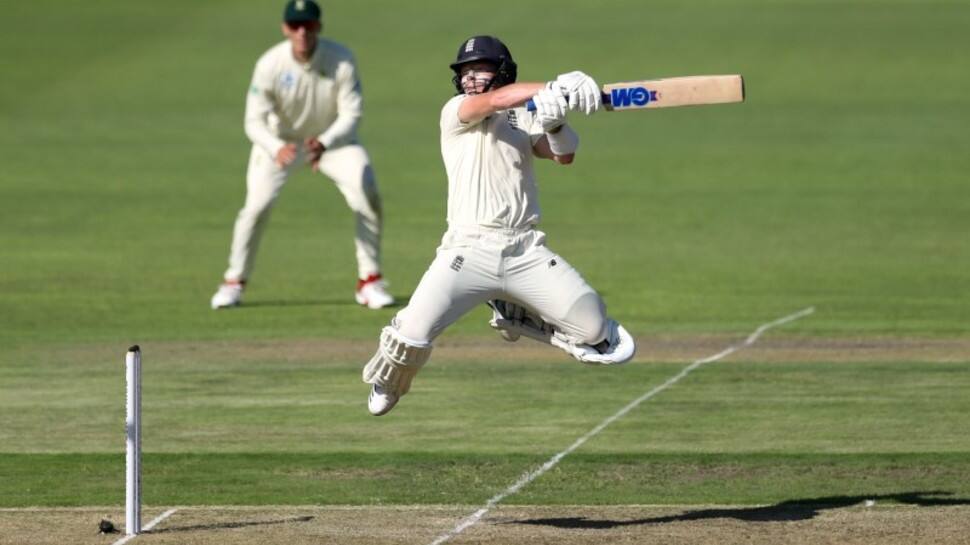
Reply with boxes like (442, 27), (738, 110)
(283, 0), (321, 23)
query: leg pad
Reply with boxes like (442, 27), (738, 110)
(362, 326), (432, 395)
(488, 300), (634, 365)
(561, 319), (636, 365)
(487, 300), (556, 343)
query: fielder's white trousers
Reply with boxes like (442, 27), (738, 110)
(394, 226), (608, 345)
(222, 143), (383, 281)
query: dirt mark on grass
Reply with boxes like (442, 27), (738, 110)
(3, 504), (970, 545)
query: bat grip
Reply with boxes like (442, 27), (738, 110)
(525, 92), (611, 112)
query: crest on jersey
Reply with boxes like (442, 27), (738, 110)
(450, 255), (465, 272)
(280, 71), (295, 88)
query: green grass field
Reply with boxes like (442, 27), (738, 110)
(1, 1), (969, 543)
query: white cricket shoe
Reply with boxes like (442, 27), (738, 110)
(210, 282), (244, 309)
(355, 275), (394, 309)
(367, 384), (399, 416)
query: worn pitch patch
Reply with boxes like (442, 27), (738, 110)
(1, 504), (969, 545)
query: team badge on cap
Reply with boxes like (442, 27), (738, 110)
(283, 0), (321, 23)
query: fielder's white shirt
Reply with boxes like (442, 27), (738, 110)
(440, 95), (546, 230)
(245, 38), (362, 156)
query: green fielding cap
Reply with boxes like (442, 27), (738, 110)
(283, 0), (321, 23)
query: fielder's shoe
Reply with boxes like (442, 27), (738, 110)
(355, 274), (394, 309)
(210, 281), (244, 309)
(367, 384), (399, 416)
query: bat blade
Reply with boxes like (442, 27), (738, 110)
(524, 74), (744, 112)
(603, 75), (744, 111)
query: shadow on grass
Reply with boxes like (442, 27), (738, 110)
(149, 515), (314, 533)
(510, 491), (970, 528)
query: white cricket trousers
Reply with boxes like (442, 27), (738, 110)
(223, 143), (383, 281)
(394, 226), (609, 346)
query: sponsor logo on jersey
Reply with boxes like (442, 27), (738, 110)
(506, 109), (518, 129)
(280, 72), (295, 89)
(610, 86), (658, 108)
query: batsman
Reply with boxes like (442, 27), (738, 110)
(362, 36), (635, 416)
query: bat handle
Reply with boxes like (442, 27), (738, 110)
(524, 92), (612, 112)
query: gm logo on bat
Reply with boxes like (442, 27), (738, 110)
(610, 86), (659, 107)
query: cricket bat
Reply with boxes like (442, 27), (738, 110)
(526, 74), (744, 112)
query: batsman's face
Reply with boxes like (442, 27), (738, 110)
(459, 62), (497, 95)
(282, 20), (321, 58)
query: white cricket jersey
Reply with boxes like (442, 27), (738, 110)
(245, 38), (362, 156)
(439, 95), (546, 230)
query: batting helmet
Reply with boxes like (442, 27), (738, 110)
(449, 35), (517, 94)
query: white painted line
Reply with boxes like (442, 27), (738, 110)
(142, 509), (178, 532)
(110, 508), (178, 545)
(428, 307), (815, 545)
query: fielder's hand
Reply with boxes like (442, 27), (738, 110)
(533, 86), (568, 132)
(275, 143), (299, 167)
(304, 138), (326, 172)
(554, 71), (601, 115)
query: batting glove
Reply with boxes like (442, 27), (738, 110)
(533, 86), (569, 132)
(554, 71), (602, 115)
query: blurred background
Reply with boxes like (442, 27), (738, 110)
(1, 0), (967, 347)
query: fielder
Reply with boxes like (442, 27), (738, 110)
(362, 36), (635, 416)
(210, 0), (393, 310)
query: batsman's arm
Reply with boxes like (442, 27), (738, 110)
(458, 82), (547, 124)
(532, 134), (575, 165)
(532, 124), (578, 165)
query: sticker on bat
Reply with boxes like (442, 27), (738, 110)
(610, 87), (659, 107)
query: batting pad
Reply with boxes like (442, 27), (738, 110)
(487, 300), (557, 343)
(362, 326), (432, 395)
(561, 319), (636, 365)
(488, 301), (634, 365)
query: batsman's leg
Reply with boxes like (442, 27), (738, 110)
(500, 231), (635, 365)
(362, 242), (500, 415)
(362, 326), (432, 416)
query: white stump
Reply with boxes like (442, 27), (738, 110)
(125, 346), (142, 535)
